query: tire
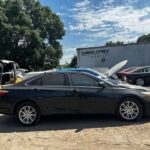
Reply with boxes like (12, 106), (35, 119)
(116, 98), (143, 121)
(136, 78), (144, 86)
(16, 102), (41, 126)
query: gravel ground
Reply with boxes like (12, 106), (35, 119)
(0, 114), (150, 150)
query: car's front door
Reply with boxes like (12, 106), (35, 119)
(68, 73), (115, 114)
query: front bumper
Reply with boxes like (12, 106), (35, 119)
(143, 96), (150, 116)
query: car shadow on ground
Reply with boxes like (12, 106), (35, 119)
(0, 114), (150, 133)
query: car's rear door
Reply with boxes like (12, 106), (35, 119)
(68, 72), (114, 114)
(27, 72), (75, 115)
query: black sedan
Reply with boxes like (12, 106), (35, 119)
(0, 71), (150, 126)
(123, 66), (150, 86)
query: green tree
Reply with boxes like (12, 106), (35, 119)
(137, 34), (150, 44)
(105, 41), (124, 46)
(0, 0), (65, 70)
(69, 55), (77, 67)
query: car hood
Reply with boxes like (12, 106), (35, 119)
(118, 83), (150, 91)
(106, 60), (128, 77)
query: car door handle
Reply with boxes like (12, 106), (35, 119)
(72, 89), (79, 93)
(33, 88), (38, 92)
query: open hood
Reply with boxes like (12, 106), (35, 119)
(105, 60), (128, 77)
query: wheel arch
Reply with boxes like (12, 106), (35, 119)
(13, 99), (41, 115)
(116, 94), (145, 114)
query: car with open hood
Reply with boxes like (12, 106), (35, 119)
(119, 66), (150, 86)
(0, 70), (150, 126)
(116, 67), (137, 80)
(58, 60), (128, 84)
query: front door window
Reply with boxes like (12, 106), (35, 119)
(69, 73), (99, 87)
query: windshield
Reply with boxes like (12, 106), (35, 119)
(121, 67), (137, 73)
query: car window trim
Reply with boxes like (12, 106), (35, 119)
(25, 72), (68, 87)
(41, 72), (68, 86)
(25, 75), (44, 86)
(68, 72), (100, 87)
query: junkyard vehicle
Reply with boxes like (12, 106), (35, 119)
(58, 60), (128, 84)
(0, 60), (17, 85)
(0, 60), (24, 85)
(119, 66), (150, 86)
(116, 67), (137, 80)
(0, 71), (150, 126)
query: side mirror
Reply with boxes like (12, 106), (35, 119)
(98, 81), (106, 88)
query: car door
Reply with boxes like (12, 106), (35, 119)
(68, 72), (115, 114)
(142, 67), (150, 84)
(131, 67), (150, 85)
(27, 72), (75, 115)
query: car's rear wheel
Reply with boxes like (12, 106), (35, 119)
(16, 102), (41, 126)
(116, 98), (143, 121)
(136, 78), (144, 86)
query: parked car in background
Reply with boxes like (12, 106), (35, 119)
(0, 70), (150, 126)
(58, 60), (128, 84)
(120, 66), (150, 86)
(116, 67), (137, 80)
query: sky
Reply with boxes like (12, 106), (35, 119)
(40, 0), (150, 64)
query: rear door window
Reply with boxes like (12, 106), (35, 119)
(27, 77), (42, 85)
(42, 73), (66, 86)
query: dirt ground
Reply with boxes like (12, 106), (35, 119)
(0, 114), (150, 150)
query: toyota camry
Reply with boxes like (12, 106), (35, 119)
(0, 71), (150, 126)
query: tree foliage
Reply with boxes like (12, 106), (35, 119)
(105, 41), (124, 46)
(69, 55), (77, 68)
(137, 34), (150, 44)
(0, 0), (65, 70)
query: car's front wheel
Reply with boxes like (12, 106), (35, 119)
(116, 98), (143, 121)
(16, 102), (41, 126)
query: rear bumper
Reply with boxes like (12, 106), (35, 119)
(0, 107), (13, 115)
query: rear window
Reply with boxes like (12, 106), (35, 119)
(42, 73), (66, 86)
(28, 77), (42, 85)
(27, 73), (66, 86)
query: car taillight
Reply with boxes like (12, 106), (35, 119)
(0, 90), (8, 96)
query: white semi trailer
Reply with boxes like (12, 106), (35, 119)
(77, 43), (150, 69)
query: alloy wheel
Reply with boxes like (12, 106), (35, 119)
(136, 78), (144, 86)
(18, 105), (37, 125)
(119, 101), (139, 120)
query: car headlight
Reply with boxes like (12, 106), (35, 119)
(141, 91), (150, 96)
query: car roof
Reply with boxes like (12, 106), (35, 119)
(120, 67), (137, 73)
(139, 66), (150, 69)
(57, 67), (93, 71)
(128, 66), (150, 73)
